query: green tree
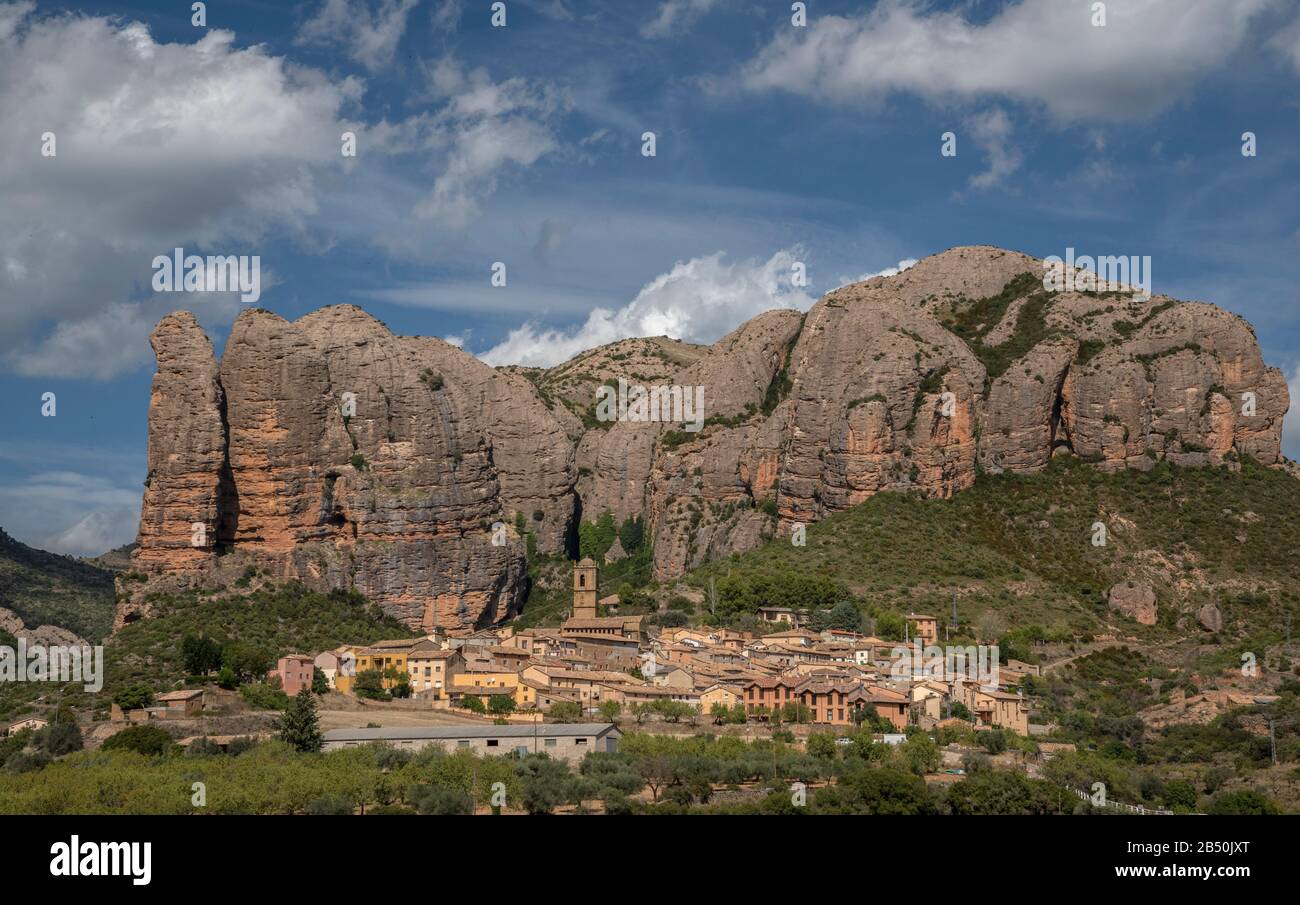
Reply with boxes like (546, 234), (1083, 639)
(578, 510), (618, 560)
(353, 668), (389, 701)
(618, 516), (645, 553)
(806, 733), (839, 760)
(547, 701), (582, 722)
(180, 633), (223, 675)
(945, 770), (1067, 815)
(814, 767), (933, 815)
(516, 754), (578, 814)
(36, 722), (83, 757)
(597, 699), (622, 722)
(311, 666), (330, 695)
(1162, 779), (1198, 812)
(826, 601), (863, 632)
(222, 642), (273, 685)
(113, 685), (154, 711)
(459, 695), (487, 714)
(1207, 789), (1281, 815)
(275, 688), (324, 753)
(489, 695), (517, 715)
(900, 733), (940, 776)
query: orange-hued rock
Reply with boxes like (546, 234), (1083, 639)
(120, 306), (537, 634)
(128, 314), (227, 592)
(124, 246), (1290, 621)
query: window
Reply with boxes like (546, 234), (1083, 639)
(544, 738), (557, 748)
(575, 738), (587, 746)
(487, 739), (499, 747)
(457, 740), (470, 748)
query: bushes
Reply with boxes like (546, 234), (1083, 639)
(1207, 789), (1281, 815)
(36, 722), (83, 757)
(410, 784), (473, 815)
(101, 725), (175, 757)
(239, 682), (291, 711)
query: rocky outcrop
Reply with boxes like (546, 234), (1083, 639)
(0, 606), (88, 648)
(121, 307), (539, 634)
(1198, 603), (1223, 632)
(1108, 581), (1158, 625)
(126, 246), (1290, 623)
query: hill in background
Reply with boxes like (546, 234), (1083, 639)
(0, 528), (115, 643)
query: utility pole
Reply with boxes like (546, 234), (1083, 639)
(1270, 719), (1278, 766)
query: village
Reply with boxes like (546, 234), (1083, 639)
(134, 558), (1046, 769)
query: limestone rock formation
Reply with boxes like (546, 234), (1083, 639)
(125, 246), (1290, 626)
(1108, 581), (1158, 626)
(1198, 603), (1223, 633)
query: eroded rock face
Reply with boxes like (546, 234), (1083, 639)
(127, 246), (1290, 617)
(122, 307), (539, 634)
(1109, 581), (1158, 626)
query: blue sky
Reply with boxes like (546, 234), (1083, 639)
(1, 0), (1298, 554)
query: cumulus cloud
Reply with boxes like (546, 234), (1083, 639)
(478, 248), (815, 367)
(0, 470), (141, 556)
(734, 0), (1272, 122)
(42, 509), (139, 558)
(0, 5), (357, 379)
(641, 0), (723, 39)
(297, 0), (420, 71)
(835, 258), (918, 287)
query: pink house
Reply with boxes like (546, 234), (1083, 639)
(275, 654), (316, 696)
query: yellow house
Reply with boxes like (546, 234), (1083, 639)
(330, 644), (363, 695)
(699, 683), (742, 712)
(407, 647), (462, 699)
(334, 639), (423, 694)
(451, 668), (519, 692)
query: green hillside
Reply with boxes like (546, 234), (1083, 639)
(102, 583), (417, 699)
(683, 457), (1300, 645)
(0, 528), (116, 642)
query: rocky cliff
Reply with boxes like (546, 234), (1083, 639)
(121, 246), (1290, 632)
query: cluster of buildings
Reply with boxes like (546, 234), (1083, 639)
(291, 561), (1033, 736)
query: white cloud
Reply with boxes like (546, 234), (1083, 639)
(10, 294), (244, 380)
(42, 509), (138, 558)
(0, 6), (357, 379)
(1283, 364), (1300, 461)
(1271, 14), (1300, 72)
(297, 0), (420, 72)
(370, 58), (567, 227)
(478, 248), (815, 367)
(430, 0), (464, 33)
(0, 471), (141, 556)
(836, 258), (918, 287)
(965, 107), (1023, 191)
(641, 0), (722, 39)
(734, 0), (1272, 122)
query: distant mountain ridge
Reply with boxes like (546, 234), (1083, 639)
(0, 527), (115, 642)
(118, 246), (1290, 634)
